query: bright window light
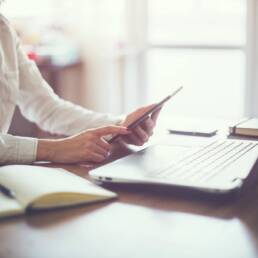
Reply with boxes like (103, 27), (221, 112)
(146, 0), (247, 119)
(148, 0), (246, 46)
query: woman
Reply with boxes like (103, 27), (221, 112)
(0, 5), (160, 165)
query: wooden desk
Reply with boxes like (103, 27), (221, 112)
(1, 134), (258, 258)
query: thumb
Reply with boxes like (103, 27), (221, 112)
(151, 107), (162, 124)
(94, 126), (129, 137)
(138, 104), (157, 114)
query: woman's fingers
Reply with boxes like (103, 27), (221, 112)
(82, 126), (130, 163)
(95, 137), (112, 152)
(133, 126), (149, 142)
(141, 118), (155, 135)
(94, 126), (129, 137)
(92, 143), (109, 157)
(123, 133), (144, 146)
(151, 107), (162, 124)
(89, 152), (106, 163)
(121, 104), (156, 127)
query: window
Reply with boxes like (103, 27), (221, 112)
(2, 0), (127, 114)
(143, 0), (248, 119)
(1, 0), (53, 17)
(2, 0), (256, 118)
(2, 0), (125, 41)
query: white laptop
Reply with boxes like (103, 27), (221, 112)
(89, 139), (258, 194)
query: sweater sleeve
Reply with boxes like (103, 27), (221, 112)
(0, 134), (38, 165)
(15, 32), (122, 136)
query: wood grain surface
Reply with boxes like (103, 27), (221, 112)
(1, 134), (258, 258)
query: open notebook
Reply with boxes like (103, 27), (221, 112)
(0, 165), (116, 219)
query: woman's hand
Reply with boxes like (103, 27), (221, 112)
(37, 126), (129, 164)
(120, 104), (161, 146)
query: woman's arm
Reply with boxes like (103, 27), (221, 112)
(15, 37), (121, 136)
(36, 126), (129, 164)
(0, 17), (159, 165)
(0, 126), (129, 165)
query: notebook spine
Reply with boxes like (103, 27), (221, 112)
(230, 118), (250, 135)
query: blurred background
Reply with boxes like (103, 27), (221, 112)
(2, 0), (257, 137)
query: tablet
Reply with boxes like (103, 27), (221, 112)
(108, 86), (183, 143)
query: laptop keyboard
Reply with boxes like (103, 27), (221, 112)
(152, 140), (258, 182)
